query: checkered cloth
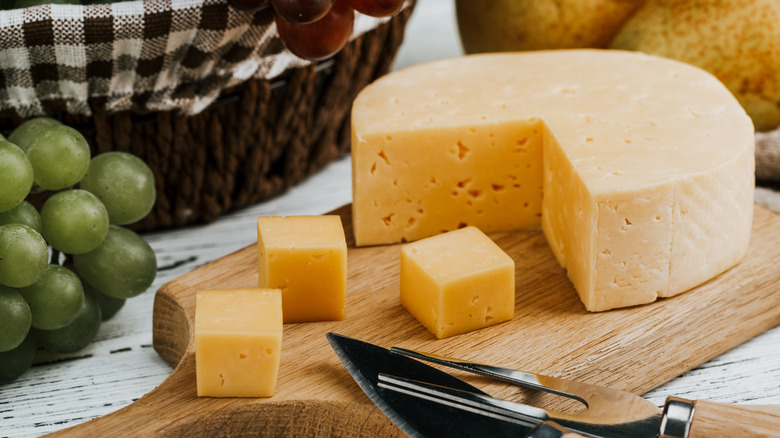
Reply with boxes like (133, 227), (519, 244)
(0, 0), (385, 117)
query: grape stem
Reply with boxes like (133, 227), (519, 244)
(51, 249), (61, 265)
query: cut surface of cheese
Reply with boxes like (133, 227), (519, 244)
(351, 50), (754, 311)
(400, 226), (515, 338)
(257, 215), (347, 323)
(195, 288), (282, 398)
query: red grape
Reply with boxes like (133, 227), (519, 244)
(272, 0), (335, 24)
(228, 0), (271, 12)
(276, 0), (354, 61)
(348, 0), (403, 17)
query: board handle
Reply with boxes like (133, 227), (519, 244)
(662, 397), (780, 438)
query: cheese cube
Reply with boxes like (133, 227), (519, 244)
(400, 226), (515, 339)
(195, 288), (282, 398)
(257, 215), (347, 323)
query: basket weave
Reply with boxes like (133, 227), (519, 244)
(2, 3), (414, 231)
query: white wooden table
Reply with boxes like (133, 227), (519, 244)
(3, 1), (780, 436)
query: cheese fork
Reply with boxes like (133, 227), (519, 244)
(386, 347), (780, 438)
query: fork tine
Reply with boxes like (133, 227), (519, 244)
(377, 373), (549, 429)
(389, 346), (659, 423)
(378, 374), (601, 438)
(391, 347), (587, 406)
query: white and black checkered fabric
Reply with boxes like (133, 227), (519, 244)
(0, 0), (325, 117)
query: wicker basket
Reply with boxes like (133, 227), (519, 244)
(0, 2), (415, 231)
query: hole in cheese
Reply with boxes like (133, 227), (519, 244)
(456, 141), (469, 159)
(457, 178), (472, 188)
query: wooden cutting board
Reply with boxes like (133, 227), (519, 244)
(51, 204), (780, 437)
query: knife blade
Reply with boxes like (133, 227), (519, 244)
(326, 332), (540, 437)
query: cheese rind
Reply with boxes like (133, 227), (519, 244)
(352, 50), (754, 311)
(400, 226), (515, 338)
(195, 288), (282, 398)
(257, 215), (347, 323)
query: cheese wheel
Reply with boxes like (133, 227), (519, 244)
(351, 50), (754, 312)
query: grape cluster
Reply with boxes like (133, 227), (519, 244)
(229, 0), (405, 61)
(0, 118), (157, 383)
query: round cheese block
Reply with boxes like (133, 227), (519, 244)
(350, 50), (754, 311)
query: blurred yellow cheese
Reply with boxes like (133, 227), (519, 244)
(257, 215), (347, 323)
(195, 288), (282, 398)
(400, 226), (515, 338)
(352, 50), (754, 312)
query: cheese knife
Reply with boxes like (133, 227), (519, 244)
(327, 333), (780, 438)
(326, 332), (534, 437)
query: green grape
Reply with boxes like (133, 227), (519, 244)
(0, 201), (43, 233)
(26, 125), (91, 190)
(74, 225), (157, 299)
(79, 152), (156, 225)
(0, 224), (48, 288)
(34, 287), (101, 354)
(0, 285), (32, 352)
(0, 140), (34, 213)
(41, 189), (109, 255)
(7, 117), (62, 153)
(18, 264), (84, 330)
(0, 334), (37, 383)
(84, 282), (125, 321)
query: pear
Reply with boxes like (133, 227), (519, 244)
(611, 0), (780, 132)
(456, 0), (646, 54)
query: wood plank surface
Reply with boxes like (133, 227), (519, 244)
(48, 204), (780, 436)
